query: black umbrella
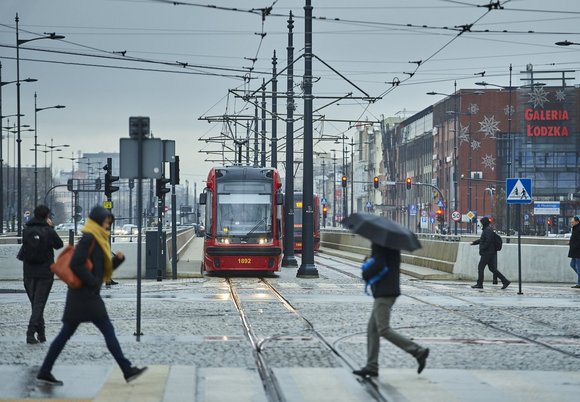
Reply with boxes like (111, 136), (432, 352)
(342, 213), (422, 251)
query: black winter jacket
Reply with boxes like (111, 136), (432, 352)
(472, 225), (495, 256)
(568, 224), (580, 259)
(362, 244), (401, 298)
(20, 218), (64, 279)
(62, 233), (124, 323)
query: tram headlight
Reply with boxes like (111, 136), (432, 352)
(258, 238), (270, 244)
(219, 237), (230, 244)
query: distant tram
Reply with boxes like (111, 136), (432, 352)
(292, 192), (321, 252)
(199, 166), (284, 273)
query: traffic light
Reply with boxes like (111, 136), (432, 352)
(405, 177), (412, 190)
(373, 176), (379, 189)
(156, 176), (170, 198)
(103, 158), (119, 198)
(170, 156), (180, 185)
(341, 175), (347, 188)
(322, 206), (328, 219)
(436, 208), (444, 222)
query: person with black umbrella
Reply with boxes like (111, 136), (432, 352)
(342, 214), (429, 377)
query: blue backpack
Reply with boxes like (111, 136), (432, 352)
(361, 257), (389, 295)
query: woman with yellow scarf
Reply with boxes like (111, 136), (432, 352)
(37, 206), (147, 386)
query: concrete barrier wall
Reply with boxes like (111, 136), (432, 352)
(0, 228), (196, 281)
(321, 231), (577, 283)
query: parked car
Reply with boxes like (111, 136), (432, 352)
(115, 224), (138, 236)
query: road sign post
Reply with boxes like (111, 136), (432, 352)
(506, 178), (533, 295)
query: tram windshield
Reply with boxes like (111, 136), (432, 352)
(216, 181), (273, 242)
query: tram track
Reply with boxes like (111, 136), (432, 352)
(315, 253), (580, 360)
(225, 276), (389, 402)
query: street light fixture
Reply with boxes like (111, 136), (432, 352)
(16, 12), (65, 236)
(555, 40), (580, 46)
(34, 92), (65, 205)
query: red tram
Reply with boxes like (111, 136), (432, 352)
(199, 166), (284, 273)
(293, 192), (321, 252)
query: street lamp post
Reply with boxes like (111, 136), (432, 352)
(1, 61), (35, 234)
(475, 64), (515, 234)
(427, 81), (459, 235)
(59, 153), (78, 229)
(16, 13), (64, 236)
(34, 92), (65, 206)
(331, 149), (337, 227)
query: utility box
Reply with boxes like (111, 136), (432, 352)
(145, 230), (166, 279)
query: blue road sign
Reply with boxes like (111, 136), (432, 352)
(409, 204), (417, 216)
(506, 178), (532, 204)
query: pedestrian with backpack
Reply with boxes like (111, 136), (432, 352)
(471, 217), (510, 289)
(18, 205), (64, 344)
(36, 206), (147, 386)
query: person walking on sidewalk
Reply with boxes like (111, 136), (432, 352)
(471, 217), (510, 289)
(353, 243), (430, 378)
(18, 205), (64, 344)
(37, 206), (147, 386)
(568, 215), (580, 288)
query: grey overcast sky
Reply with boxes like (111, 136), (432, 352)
(1, 0), (579, 190)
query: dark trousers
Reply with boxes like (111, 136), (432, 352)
(39, 319), (132, 375)
(476, 253), (508, 286)
(365, 297), (424, 371)
(23, 277), (54, 331)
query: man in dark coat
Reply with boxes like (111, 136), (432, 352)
(19, 205), (64, 344)
(568, 215), (580, 288)
(353, 243), (430, 378)
(37, 206), (147, 386)
(471, 217), (510, 289)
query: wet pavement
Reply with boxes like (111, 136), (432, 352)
(1, 239), (579, 401)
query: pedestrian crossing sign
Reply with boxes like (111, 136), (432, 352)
(506, 178), (532, 204)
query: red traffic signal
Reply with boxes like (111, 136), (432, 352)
(405, 177), (412, 190)
(436, 208), (444, 222)
(373, 176), (379, 189)
(341, 175), (347, 188)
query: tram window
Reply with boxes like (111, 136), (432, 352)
(205, 191), (213, 236)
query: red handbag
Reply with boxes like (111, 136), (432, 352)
(50, 241), (95, 289)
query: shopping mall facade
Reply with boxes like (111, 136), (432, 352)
(380, 71), (579, 235)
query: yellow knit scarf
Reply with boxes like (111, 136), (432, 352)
(82, 219), (113, 283)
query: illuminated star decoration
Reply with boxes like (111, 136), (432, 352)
(528, 86), (549, 108)
(471, 139), (481, 150)
(478, 115), (500, 138)
(468, 103), (479, 115)
(504, 105), (515, 116)
(555, 89), (566, 101)
(459, 124), (470, 144)
(482, 154), (496, 171)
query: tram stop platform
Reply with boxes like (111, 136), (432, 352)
(1, 365), (578, 402)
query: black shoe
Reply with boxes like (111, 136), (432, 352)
(501, 281), (511, 290)
(106, 280), (118, 286)
(471, 284), (483, 289)
(124, 366), (148, 383)
(416, 348), (430, 374)
(36, 372), (64, 386)
(352, 368), (378, 377)
(26, 336), (39, 344)
(37, 328), (46, 343)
